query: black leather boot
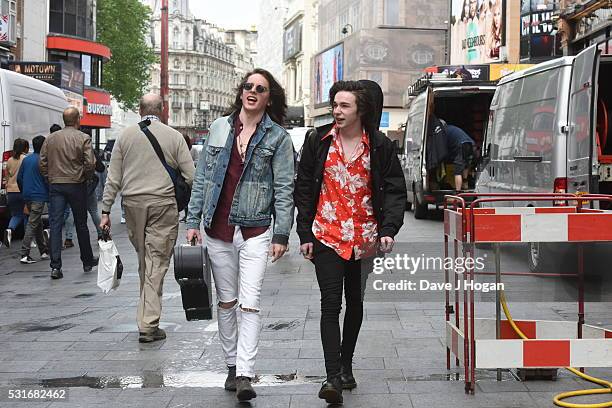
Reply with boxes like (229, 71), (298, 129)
(318, 375), (343, 404)
(340, 362), (357, 389)
(224, 365), (236, 391)
(235, 376), (256, 401)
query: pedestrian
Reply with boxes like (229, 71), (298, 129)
(426, 115), (476, 191)
(295, 80), (406, 404)
(63, 140), (105, 241)
(95, 147), (107, 201)
(16, 135), (49, 263)
(100, 94), (195, 344)
(3, 138), (29, 248)
(63, 207), (75, 249)
(39, 107), (98, 280)
(186, 68), (294, 402)
(190, 141), (201, 164)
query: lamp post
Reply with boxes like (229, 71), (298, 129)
(160, 0), (169, 124)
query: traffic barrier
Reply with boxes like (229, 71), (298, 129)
(446, 318), (612, 369)
(442, 193), (612, 406)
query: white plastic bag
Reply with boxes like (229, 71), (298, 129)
(97, 238), (123, 294)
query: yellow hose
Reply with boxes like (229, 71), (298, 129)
(499, 291), (612, 408)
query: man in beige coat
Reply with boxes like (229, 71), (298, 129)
(100, 94), (195, 343)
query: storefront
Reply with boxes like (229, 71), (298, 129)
(520, 0), (563, 62)
(46, 34), (112, 150)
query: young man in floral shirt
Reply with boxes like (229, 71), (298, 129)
(295, 80), (406, 403)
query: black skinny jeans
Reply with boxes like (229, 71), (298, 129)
(313, 239), (372, 377)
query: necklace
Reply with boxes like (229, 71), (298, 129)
(237, 124), (253, 162)
(340, 136), (361, 163)
(237, 135), (247, 162)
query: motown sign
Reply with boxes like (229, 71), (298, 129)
(9, 62), (62, 85)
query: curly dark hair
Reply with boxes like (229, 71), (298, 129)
(329, 80), (377, 135)
(228, 68), (287, 125)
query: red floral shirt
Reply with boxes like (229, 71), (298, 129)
(313, 125), (378, 260)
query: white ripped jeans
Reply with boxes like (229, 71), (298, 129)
(205, 227), (270, 378)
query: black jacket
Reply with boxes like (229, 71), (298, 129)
(295, 127), (407, 245)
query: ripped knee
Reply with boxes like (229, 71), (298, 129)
(239, 304), (260, 313)
(218, 299), (238, 309)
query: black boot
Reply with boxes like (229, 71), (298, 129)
(340, 362), (357, 390)
(235, 376), (256, 401)
(318, 375), (343, 404)
(224, 365), (236, 391)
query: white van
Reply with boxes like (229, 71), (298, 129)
(476, 44), (611, 271)
(401, 74), (496, 219)
(0, 69), (68, 220)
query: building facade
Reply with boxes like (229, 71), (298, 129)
(0, 0), (22, 65)
(281, 0), (318, 127)
(4, 0), (112, 146)
(312, 0), (449, 131)
(256, 0), (286, 80)
(558, 0), (611, 55)
(225, 28), (258, 80)
(144, 0), (255, 139)
(45, 0), (112, 138)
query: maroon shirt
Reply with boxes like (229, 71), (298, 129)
(205, 116), (268, 243)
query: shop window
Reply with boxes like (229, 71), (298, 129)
(1, 0), (17, 43)
(82, 54), (91, 87)
(47, 0), (94, 40)
(50, 11), (63, 33)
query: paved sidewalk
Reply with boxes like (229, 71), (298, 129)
(0, 205), (610, 408)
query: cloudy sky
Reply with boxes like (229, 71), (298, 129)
(189, 0), (261, 30)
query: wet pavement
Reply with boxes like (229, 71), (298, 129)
(0, 202), (610, 407)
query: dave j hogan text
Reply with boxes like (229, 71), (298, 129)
(372, 279), (505, 293)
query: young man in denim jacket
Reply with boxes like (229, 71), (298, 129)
(186, 68), (294, 402)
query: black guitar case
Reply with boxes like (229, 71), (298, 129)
(173, 241), (213, 320)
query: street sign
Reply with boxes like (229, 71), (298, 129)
(380, 112), (390, 128)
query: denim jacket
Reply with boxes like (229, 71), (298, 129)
(186, 112), (295, 245)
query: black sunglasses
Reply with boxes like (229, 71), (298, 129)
(242, 82), (269, 94)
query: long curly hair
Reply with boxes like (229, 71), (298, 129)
(227, 68), (287, 125)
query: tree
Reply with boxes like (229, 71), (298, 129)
(97, 0), (157, 111)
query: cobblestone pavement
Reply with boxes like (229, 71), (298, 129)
(0, 203), (610, 408)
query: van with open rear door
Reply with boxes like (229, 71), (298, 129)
(400, 73), (496, 219)
(476, 44), (611, 272)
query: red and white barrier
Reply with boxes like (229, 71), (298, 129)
(444, 206), (612, 243)
(445, 319), (612, 369)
